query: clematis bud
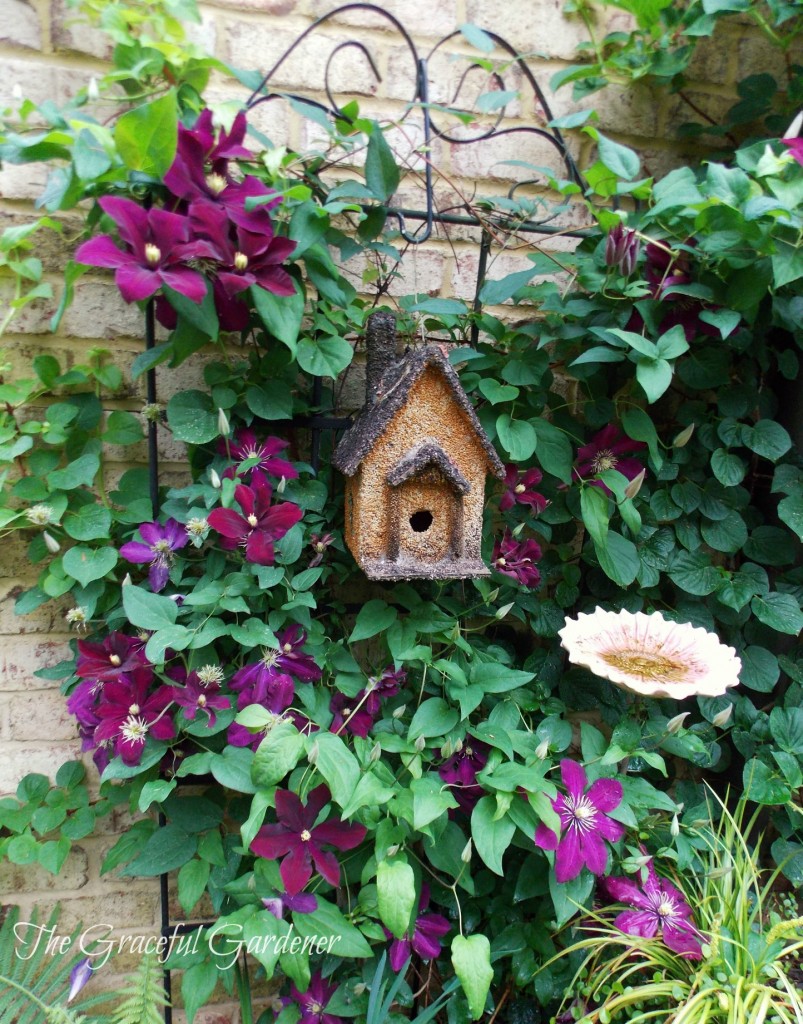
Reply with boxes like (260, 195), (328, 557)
(369, 741), (381, 763)
(666, 712), (690, 734)
(670, 814), (680, 837)
(353, 983), (367, 997)
(624, 468), (646, 500)
(392, 704), (406, 719)
(605, 222), (640, 276)
(673, 423), (695, 448)
(535, 739), (550, 760)
(454, 738), (463, 753)
(495, 602), (514, 620)
(785, 110), (803, 139)
(414, 735), (426, 752)
(122, 573), (132, 586)
(276, 475), (286, 494)
(712, 705), (733, 728)
(307, 741), (319, 765)
(68, 957), (93, 1002)
(386, 844), (400, 857)
(43, 531), (61, 554)
(217, 408), (230, 437)
(512, 521), (525, 538)
(461, 838), (473, 864)
(440, 739), (453, 759)
(87, 76), (100, 100)
(210, 468), (222, 489)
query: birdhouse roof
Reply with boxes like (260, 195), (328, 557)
(333, 345), (505, 478)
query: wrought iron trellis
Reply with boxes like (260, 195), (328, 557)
(145, 6), (589, 1019)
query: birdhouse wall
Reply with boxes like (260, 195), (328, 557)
(350, 366), (490, 569)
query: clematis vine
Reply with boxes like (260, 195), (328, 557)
(207, 473), (302, 565)
(250, 784), (366, 894)
(492, 531), (542, 587)
(534, 759), (624, 882)
(386, 885), (451, 972)
(74, 197), (209, 304)
(500, 465), (547, 514)
(119, 518), (188, 593)
(601, 859), (703, 959)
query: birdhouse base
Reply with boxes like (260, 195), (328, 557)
(361, 557), (491, 581)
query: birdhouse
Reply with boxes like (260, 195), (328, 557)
(333, 312), (505, 580)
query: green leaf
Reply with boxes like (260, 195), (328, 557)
(751, 592), (803, 635)
(294, 897), (372, 958)
(595, 132), (640, 180)
(114, 89), (178, 177)
(349, 600), (397, 642)
(669, 551), (721, 596)
(297, 335), (354, 377)
(458, 22), (495, 52)
(251, 280), (305, 352)
(163, 281), (219, 341)
(636, 357), (673, 402)
(210, 747), (257, 793)
(123, 586), (178, 631)
(743, 420), (792, 461)
(478, 379), (519, 405)
(167, 390), (218, 443)
(288, 204), (329, 259)
(38, 837), (70, 874)
(246, 381), (293, 421)
(711, 448), (747, 486)
(451, 934), (493, 1021)
(496, 414), (536, 461)
(770, 708), (803, 755)
(595, 531), (639, 586)
(63, 504), (112, 541)
(740, 646), (779, 692)
(621, 407), (662, 470)
(62, 545), (118, 586)
(252, 722), (305, 788)
(479, 269), (537, 305)
(779, 494), (803, 541)
(310, 732), (360, 807)
(533, 419), (573, 484)
(365, 127), (400, 202)
(182, 961), (218, 1024)
(471, 797), (515, 875)
(121, 823), (197, 876)
(48, 453), (100, 490)
(177, 858), (210, 914)
(138, 778), (177, 812)
(377, 857), (416, 939)
(581, 484), (609, 547)
(409, 698), (459, 740)
(411, 775), (459, 829)
(743, 758), (790, 805)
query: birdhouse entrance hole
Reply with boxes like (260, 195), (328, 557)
(410, 510), (433, 532)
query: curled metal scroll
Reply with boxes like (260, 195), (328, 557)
(242, 2), (586, 244)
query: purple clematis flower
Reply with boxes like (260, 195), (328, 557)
(439, 740), (489, 814)
(365, 666), (405, 715)
(309, 532), (335, 567)
(170, 672), (230, 727)
(330, 690), (375, 737)
(74, 197), (208, 304)
(250, 784), (366, 894)
(207, 473), (302, 565)
(492, 532), (542, 587)
(190, 202), (296, 297)
(534, 759), (624, 883)
(262, 891), (318, 918)
(231, 625), (321, 697)
(76, 633), (144, 683)
(605, 222), (640, 277)
(171, 109), (253, 179)
(289, 972), (343, 1024)
(601, 859), (703, 959)
(387, 885), (451, 972)
(93, 665), (175, 765)
(221, 430), (298, 482)
(574, 425), (645, 495)
(500, 465), (548, 514)
(120, 519), (188, 593)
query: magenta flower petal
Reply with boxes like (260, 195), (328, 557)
(119, 541), (155, 564)
(586, 777), (624, 812)
(98, 196), (149, 248)
(280, 844), (313, 894)
(560, 759), (587, 800)
(159, 267), (207, 303)
(251, 825), (296, 860)
(615, 909), (660, 939)
(595, 814), (625, 843)
(115, 264), (160, 302)
(534, 822), (559, 851)
(74, 235), (130, 268)
(244, 531), (275, 565)
(389, 936), (412, 972)
(663, 922), (704, 958)
(207, 508), (248, 539)
(579, 830), (609, 876)
(555, 828), (583, 883)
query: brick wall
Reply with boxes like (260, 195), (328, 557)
(0, 0), (794, 1019)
